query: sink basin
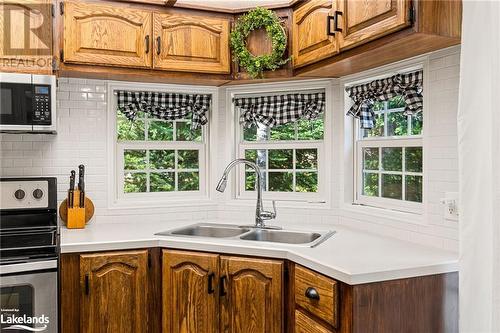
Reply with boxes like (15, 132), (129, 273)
(240, 229), (323, 245)
(156, 223), (250, 238)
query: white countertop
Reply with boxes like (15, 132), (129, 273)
(60, 220), (458, 285)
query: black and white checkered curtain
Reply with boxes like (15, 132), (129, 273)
(234, 92), (325, 128)
(345, 70), (423, 129)
(117, 91), (211, 129)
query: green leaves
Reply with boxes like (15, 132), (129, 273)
(230, 7), (291, 79)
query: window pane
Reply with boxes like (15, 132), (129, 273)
(245, 171), (257, 191)
(176, 121), (202, 141)
(268, 149), (293, 169)
(150, 172), (175, 192)
(270, 123), (295, 140)
(411, 112), (423, 135)
(372, 101), (384, 111)
(243, 126), (257, 141)
(363, 148), (379, 170)
(118, 113), (145, 141)
(298, 118), (324, 140)
(255, 124), (270, 141)
(178, 172), (199, 191)
(178, 150), (199, 169)
(150, 150), (174, 170)
(387, 95), (406, 109)
(124, 172), (146, 193)
(363, 172), (379, 197)
(405, 147), (423, 172)
(381, 174), (402, 200)
(148, 121), (173, 141)
(405, 175), (423, 202)
(268, 172), (293, 192)
(296, 172), (318, 192)
(296, 149), (317, 170)
(382, 147), (402, 171)
(245, 149), (267, 169)
(362, 112), (384, 138)
(124, 150), (146, 170)
(387, 112), (408, 136)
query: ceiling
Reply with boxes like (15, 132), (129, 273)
(174, 0), (297, 12)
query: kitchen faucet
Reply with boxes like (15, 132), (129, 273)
(216, 159), (279, 229)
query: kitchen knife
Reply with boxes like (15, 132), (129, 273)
(69, 170), (75, 208)
(78, 165), (85, 207)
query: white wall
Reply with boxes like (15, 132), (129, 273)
(0, 47), (460, 251)
(0, 78), (217, 223)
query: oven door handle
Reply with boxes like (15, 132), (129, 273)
(0, 260), (57, 275)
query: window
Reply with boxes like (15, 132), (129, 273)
(235, 92), (326, 200)
(355, 95), (423, 212)
(116, 110), (206, 198)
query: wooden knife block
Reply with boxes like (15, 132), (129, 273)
(67, 189), (86, 229)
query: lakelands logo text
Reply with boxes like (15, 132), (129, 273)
(1, 314), (49, 332)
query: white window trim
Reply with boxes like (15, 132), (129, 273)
(106, 81), (218, 209)
(340, 55), (430, 223)
(224, 79), (333, 208)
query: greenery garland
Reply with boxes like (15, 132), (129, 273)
(230, 7), (291, 79)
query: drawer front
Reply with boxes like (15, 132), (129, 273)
(295, 309), (335, 333)
(294, 265), (338, 327)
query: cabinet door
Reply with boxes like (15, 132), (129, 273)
(153, 13), (230, 74)
(338, 0), (411, 50)
(162, 250), (219, 333)
(63, 2), (152, 68)
(292, 0), (339, 68)
(79, 250), (149, 333)
(220, 256), (283, 333)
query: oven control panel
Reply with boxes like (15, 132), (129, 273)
(0, 180), (49, 209)
(32, 85), (51, 124)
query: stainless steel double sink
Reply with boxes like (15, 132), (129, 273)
(155, 223), (335, 248)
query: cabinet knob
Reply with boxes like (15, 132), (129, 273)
(305, 287), (320, 300)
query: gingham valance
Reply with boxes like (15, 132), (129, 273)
(346, 70), (423, 129)
(234, 92), (325, 128)
(117, 91), (211, 129)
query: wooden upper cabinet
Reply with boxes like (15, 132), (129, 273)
(220, 256), (283, 333)
(79, 250), (149, 333)
(63, 2), (152, 68)
(153, 13), (230, 74)
(337, 0), (411, 50)
(162, 250), (220, 333)
(292, 0), (339, 68)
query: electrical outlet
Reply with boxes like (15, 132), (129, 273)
(440, 192), (459, 221)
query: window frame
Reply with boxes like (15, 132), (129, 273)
(351, 72), (425, 214)
(107, 81), (217, 209)
(229, 80), (333, 204)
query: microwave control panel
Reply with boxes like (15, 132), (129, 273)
(32, 85), (51, 124)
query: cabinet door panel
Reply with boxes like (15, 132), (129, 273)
(163, 250), (219, 333)
(63, 2), (152, 67)
(220, 256), (283, 333)
(79, 250), (149, 333)
(338, 0), (411, 50)
(292, 0), (339, 68)
(153, 13), (230, 74)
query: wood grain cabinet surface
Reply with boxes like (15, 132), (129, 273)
(295, 309), (334, 333)
(153, 13), (230, 74)
(220, 256), (283, 333)
(63, 2), (153, 68)
(79, 250), (149, 333)
(162, 249), (219, 333)
(337, 0), (411, 50)
(292, 0), (339, 68)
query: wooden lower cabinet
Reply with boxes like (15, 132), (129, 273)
(295, 310), (334, 333)
(220, 256), (283, 333)
(162, 249), (219, 333)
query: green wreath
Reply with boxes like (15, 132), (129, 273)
(230, 7), (291, 79)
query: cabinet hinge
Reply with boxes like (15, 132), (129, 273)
(60, 2), (64, 15)
(59, 50), (64, 62)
